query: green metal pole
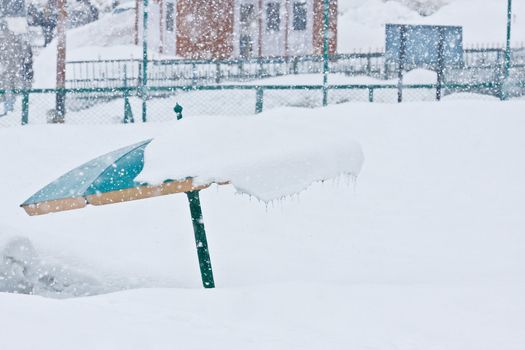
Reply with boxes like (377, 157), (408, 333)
(142, 0), (149, 122)
(255, 87), (264, 113)
(123, 66), (134, 124)
(503, 0), (512, 99)
(21, 91), (29, 125)
(54, 0), (67, 123)
(322, 0), (329, 106)
(397, 25), (407, 103)
(186, 190), (215, 289)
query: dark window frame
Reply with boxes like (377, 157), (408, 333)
(240, 34), (254, 58)
(240, 4), (255, 24)
(266, 2), (280, 32)
(292, 2), (307, 31)
(166, 2), (175, 32)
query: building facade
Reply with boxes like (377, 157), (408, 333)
(136, 0), (337, 59)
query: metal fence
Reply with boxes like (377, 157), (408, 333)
(65, 47), (525, 89)
(1, 81), (520, 127)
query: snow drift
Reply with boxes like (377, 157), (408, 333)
(0, 226), (105, 297)
(0, 100), (525, 349)
(138, 115), (364, 202)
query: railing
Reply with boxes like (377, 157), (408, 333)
(1, 81), (518, 127)
(66, 53), (386, 88)
(64, 46), (525, 89)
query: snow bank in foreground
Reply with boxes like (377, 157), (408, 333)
(1, 100), (525, 348)
(0, 226), (104, 297)
(137, 115), (364, 202)
(2, 283), (524, 350)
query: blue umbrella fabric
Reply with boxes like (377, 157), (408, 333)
(20, 139), (209, 216)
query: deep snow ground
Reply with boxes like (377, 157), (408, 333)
(2, 284), (523, 349)
(1, 100), (525, 348)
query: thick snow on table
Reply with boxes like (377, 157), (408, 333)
(138, 115), (364, 201)
(1, 101), (525, 349)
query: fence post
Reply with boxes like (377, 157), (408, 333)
(192, 63), (198, 85)
(397, 25), (407, 103)
(322, 0), (330, 106)
(436, 27), (446, 101)
(138, 62), (142, 86)
(239, 61), (244, 79)
(122, 67), (134, 124)
(54, 0), (66, 124)
(258, 59), (264, 78)
(502, 0), (512, 100)
(255, 87), (264, 114)
(21, 91), (29, 125)
(497, 65), (505, 100)
(141, 0), (149, 123)
(215, 63), (221, 84)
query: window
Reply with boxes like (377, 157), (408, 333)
(266, 2), (280, 32)
(240, 35), (253, 57)
(166, 3), (175, 32)
(293, 2), (307, 31)
(240, 4), (254, 24)
(0, 0), (25, 17)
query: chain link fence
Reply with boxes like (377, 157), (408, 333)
(1, 42), (523, 128)
(65, 47), (525, 89)
(1, 81), (521, 127)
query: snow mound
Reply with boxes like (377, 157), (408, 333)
(403, 68), (437, 84)
(137, 113), (364, 202)
(443, 92), (500, 101)
(388, 0), (450, 16)
(0, 229), (106, 298)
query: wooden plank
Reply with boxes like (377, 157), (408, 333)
(21, 197), (87, 216)
(86, 179), (210, 206)
(21, 179), (230, 216)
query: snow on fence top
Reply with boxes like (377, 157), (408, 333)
(137, 114), (364, 202)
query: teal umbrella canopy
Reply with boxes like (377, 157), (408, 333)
(21, 139), (153, 214)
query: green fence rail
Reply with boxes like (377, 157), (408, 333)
(65, 47), (525, 89)
(1, 81), (521, 127)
